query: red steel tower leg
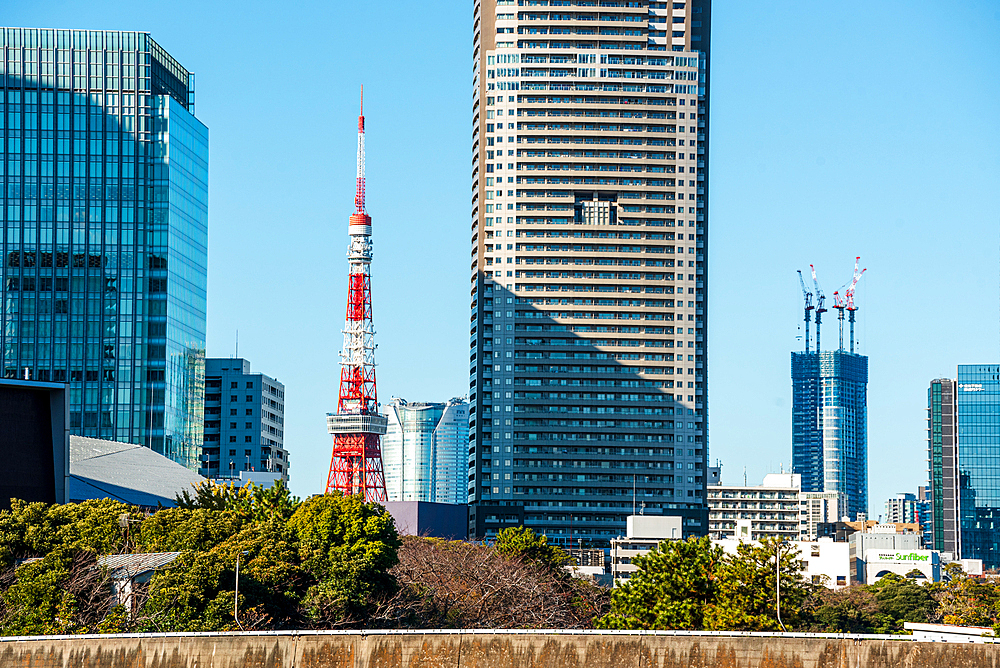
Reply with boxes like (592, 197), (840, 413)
(326, 87), (387, 503)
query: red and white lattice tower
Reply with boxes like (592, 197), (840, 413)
(325, 88), (388, 502)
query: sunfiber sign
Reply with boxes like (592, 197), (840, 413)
(870, 551), (933, 563)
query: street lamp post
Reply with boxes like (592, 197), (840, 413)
(234, 550), (249, 630)
(775, 540), (787, 632)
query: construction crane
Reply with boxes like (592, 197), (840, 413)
(832, 289), (846, 350)
(325, 87), (388, 502)
(844, 257), (867, 354)
(810, 265), (827, 352)
(797, 270), (814, 353)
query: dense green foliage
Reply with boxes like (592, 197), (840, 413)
(0, 483), (400, 634)
(494, 526), (572, 572)
(596, 536), (1000, 634)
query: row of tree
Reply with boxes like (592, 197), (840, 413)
(1, 484), (998, 635)
(600, 536), (1000, 635)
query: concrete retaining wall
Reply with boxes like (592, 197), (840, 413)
(1, 631), (998, 668)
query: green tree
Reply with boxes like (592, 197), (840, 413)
(0, 498), (140, 565)
(174, 480), (301, 524)
(706, 536), (809, 631)
(286, 493), (400, 624)
(494, 526), (572, 572)
(596, 536), (722, 630)
(803, 584), (882, 633)
(868, 573), (936, 632)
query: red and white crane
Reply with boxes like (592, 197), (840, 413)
(844, 257), (867, 354)
(325, 87), (388, 502)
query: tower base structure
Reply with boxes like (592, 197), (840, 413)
(326, 412), (388, 502)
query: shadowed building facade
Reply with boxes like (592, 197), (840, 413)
(468, 2), (713, 544)
(0, 28), (207, 468)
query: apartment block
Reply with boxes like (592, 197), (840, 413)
(200, 358), (287, 482)
(468, 0), (713, 545)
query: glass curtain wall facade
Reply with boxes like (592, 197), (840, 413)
(791, 350), (868, 520)
(469, 0), (712, 544)
(955, 365), (1000, 569)
(0, 29), (207, 469)
(383, 398), (469, 505)
(927, 378), (959, 554)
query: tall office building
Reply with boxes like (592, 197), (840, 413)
(0, 29), (208, 469)
(468, 1), (712, 544)
(954, 366), (1000, 568)
(383, 398), (469, 505)
(927, 378), (958, 555)
(201, 358), (287, 482)
(884, 492), (929, 532)
(791, 350), (868, 520)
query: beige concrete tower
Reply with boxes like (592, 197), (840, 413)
(469, 0), (712, 544)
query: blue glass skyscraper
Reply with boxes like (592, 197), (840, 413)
(955, 365), (1000, 568)
(791, 350), (868, 519)
(1, 28), (207, 469)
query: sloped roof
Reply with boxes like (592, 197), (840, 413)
(97, 552), (181, 578)
(70, 436), (204, 507)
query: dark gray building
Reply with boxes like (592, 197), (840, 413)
(200, 358), (287, 482)
(0, 377), (69, 509)
(0, 28), (208, 469)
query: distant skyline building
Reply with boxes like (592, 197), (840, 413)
(383, 398), (468, 505)
(927, 378), (959, 555)
(201, 358), (286, 482)
(468, 0), (713, 544)
(884, 492), (929, 538)
(0, 28), (208, 469)
(791, 350), (869, 520)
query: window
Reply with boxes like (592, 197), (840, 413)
(811, 545), (821, 557)
(229, 422), (236, 428)
(246, 381), (253, 389)
(245, 449), (252, 457)
(229, 436), (236, 442)
(231, 382), (238, 388)
(245, 436), (252, 443)
(245, 395), (253, 402)
(246, 409), (253, 416)
(246, 422), (253, 429)
(230, 409), (237, 416)
(230, 395), (237, 402)
(229, 449), (236, 456)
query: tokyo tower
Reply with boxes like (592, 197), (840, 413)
(325, 88), (388, 502)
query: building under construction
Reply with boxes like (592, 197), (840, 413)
(791, 260), (869, 520)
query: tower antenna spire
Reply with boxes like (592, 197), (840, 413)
(326, 87), (388, 502)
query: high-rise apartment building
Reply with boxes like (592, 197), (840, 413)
(791, 350), (868, 520)
(0, 29), (207, 469)
(468, 1), (712, 544)
(927, 378), (959, 555)
(383, 398), (469, 505)
(200, 358), (287, 482)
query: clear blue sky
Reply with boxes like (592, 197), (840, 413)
(8, 1), (1000, 514)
